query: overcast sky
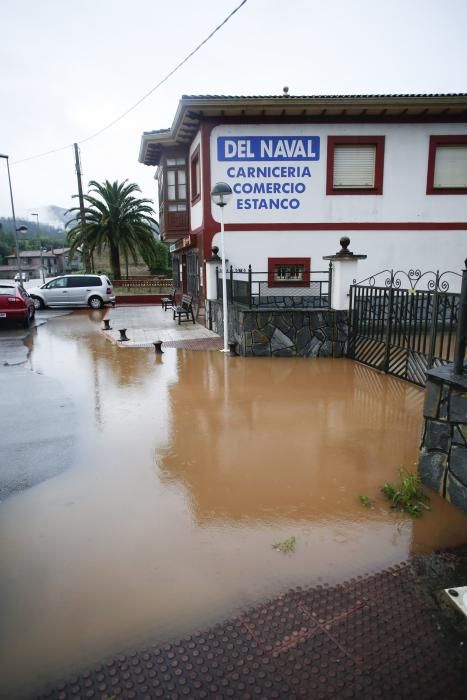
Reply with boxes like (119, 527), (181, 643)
(1, 0), (466, 227)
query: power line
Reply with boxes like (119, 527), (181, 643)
(12, 0), (248, 165)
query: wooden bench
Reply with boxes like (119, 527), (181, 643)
(173, 294), (195, 324)
(161, 288), (177, 311)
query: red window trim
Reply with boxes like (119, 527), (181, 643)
(426, 135), (467, 195)
(267, 257), (311, 288)
(326, 135), (385, 195)
(190, 145), (201, 205)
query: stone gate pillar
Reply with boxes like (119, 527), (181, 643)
(419, 366), (467, 513)
(205, 246), (221, 301)
(323, 237), (367, 310)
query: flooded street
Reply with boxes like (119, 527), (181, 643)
(1, 310), (466, 698)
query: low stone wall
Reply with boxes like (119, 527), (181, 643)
(208, 300), (348, 357)
(115, 294), (165, 305)
(419, 365), (467, 514)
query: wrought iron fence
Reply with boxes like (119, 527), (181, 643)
(348, 267), (465, 385)
(453, 267), (467, 375)
(216, 265), (332, 309)
(113, 278), (173, 289)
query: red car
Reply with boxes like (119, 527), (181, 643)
(0, 284), (35, 328)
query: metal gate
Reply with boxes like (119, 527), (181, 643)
(186, 253), (199, 298)
(348, 269), (462, 386)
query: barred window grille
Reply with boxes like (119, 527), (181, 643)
(274, 264), (305, 282)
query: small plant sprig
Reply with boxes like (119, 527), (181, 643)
(381, 466), (430, 518)
(272, 536), (296, 554)
(358, 495), (374, 509)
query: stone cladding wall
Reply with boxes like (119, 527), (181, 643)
(419, 365), (467, 514)
(208, 301), (348, 357)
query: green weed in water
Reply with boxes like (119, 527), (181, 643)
(381, 466), (430, 518)
(358, 495), (374, 508)
(272, 536), (296, 554)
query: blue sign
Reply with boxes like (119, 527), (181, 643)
(217, 136), (320, 162)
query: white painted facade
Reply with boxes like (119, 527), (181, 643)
(210, 229), (463, 289)
(204, 122), (467, 288)
(139, 95), (467, 295)
(189, 131), (203, 231)
(209, 123), (467, 224)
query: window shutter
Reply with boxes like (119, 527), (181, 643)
(333, 145), (376, 188)
(434, 145), (467, 188)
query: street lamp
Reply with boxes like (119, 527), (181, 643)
(31, 212), (46, 284)
(210, 182), (233, 353)
(0, 153), (22, 280)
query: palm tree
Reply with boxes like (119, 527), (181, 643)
(67, 179), (159, 280)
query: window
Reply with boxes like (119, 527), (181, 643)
(267, 258), (310, 287)
(190, 146), (201, 204)
(67, 276), (102, 287)
(427, 135), (467, 194)
(160, 153), (188, 233)
(157, 167), (164, 216)
(166, 157), (187, 221)
(166, 157), (187, 208)
(326, 136), (385, 195)
(46, 277), (67, 289)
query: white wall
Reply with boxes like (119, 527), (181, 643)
(209, 123), (467, 224)
(211, 229), (466, 292)
(189, 131), (203, 231)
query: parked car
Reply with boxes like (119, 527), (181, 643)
(29, 274), (115, 310)
(0, 284), (35, 328)
(14, 272), (30, 283)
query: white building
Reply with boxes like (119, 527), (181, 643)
(139, 93), (467, 299)
(1, 247), (80, 280)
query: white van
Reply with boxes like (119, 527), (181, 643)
(29, 274), (115, 310)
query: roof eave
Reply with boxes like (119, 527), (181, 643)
(138, 93), (467, 166)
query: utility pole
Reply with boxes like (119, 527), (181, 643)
(73, 143), (91, 272)
(0, 154), (22, 281)
(31, 213), (45, 283)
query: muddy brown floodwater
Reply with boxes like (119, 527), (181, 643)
(1, 311), (466, 698)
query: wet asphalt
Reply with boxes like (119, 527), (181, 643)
(0, 311), (78, 500)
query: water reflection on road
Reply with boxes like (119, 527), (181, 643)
(0, 310), (465, 698)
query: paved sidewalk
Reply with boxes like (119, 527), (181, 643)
(101, 305), (220, 348)
(37, 559), (467, 700)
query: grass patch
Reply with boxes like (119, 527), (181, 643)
(381, 466), (430, 518)
(272, 536), (296, 554)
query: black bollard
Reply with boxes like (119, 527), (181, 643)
(111, 300), (116, 308)
(228, 341), (238, 357)
(118, 328), (129, 341)
(153, 340), (164, 354)
(103, 319), (112, 330)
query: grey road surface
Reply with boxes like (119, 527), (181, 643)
(0, 313), (78, 500)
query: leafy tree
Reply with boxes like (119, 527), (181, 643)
(66, 180), (159, 279)
(0, 239), (12, 264)
(0, 224), (15, 263)
(146, 239), (171, 276)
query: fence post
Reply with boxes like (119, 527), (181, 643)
(348, 283), (355, 358)
(248, 265), (252, 309)
(453, 266), (467, 375)
(207, 300), (212, 331)
(328, 261), (333, 309)
(427, 270), (440, 369)
(229, 265), (234, 303)
(383, 270), (395, 373)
